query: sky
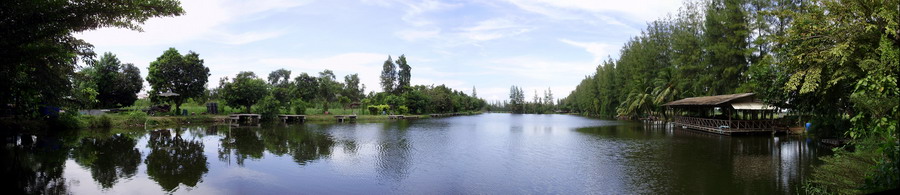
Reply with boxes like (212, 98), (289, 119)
(75, 0), (684, 102)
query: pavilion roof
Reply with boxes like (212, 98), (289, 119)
(663, 93), (755, 107)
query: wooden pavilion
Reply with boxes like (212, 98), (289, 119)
(663, 93), (783, 135)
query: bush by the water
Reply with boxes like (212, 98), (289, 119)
(84, 115), (112, 128)
(368, 105), (390, 115)
(292, 99), (307, 115)
(256, 95), (282, 120)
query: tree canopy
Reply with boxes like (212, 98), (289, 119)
(220, 72), (268, 113)
(77, 52), (143, 108)
(0, 0), (183, 117)
(147, 48), (210, 113)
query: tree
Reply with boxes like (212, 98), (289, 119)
(292, 72), (319, 102)
(220, 72), (268, 113)
(702, 0), (750, 95)
(509, 86), (525, 113)
(343, 74), (365, 101)
(83, 52), (143, 108)
(0, 0), (183, 117)
(317, 70), (341, 113)
(396, 55), (411, 93)
(380, 55), (397, 93)
(267, 69), (293, 110)
(147, 48), (210, 114)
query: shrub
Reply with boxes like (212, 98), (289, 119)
(397, 106), (409, 115)
(124, 111), (148, 125)
(255, 95), (281, 120)
(292, 99), (307, 115)
(85, 115), (112, 128)
(367, 105), (390, 115)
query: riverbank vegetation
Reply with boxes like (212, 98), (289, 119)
(554, 0), (897, 193)
(1, 1), (485, 129)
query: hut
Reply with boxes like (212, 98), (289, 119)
(663, 93), (782, 135)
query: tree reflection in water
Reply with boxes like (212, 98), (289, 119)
(219, 125), (335, 166)
(0, 134), (69, 194)
(71, 134), (141, 189)
(144, 129), (209, 192)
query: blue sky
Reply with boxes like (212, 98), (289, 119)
(76, 0), (683, 101)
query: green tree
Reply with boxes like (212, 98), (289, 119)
(255, 95), (281, 120)
(292, 72), (319, 102)
(220, 72), (268, 113)
(0, 0), (183, 117)
(396, 54), (411, 93)
(84, 52), (143, 108)
(380, 55), (397, 93)
(343, 74), (365, 101)
(775, 0), (899, 192)
(267, 69), (293, 110)
(702, 0), (751, 95)
(146, 48), (210, 114)
(317, 70), (341, 113)
(509, 86), (525, 113)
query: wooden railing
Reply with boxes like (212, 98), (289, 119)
(672, 116), (777, 133)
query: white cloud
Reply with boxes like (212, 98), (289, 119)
(75, 0), (309, 46)
(505, 0), (681, 22)
(459, 18), (534, 41)
(487, 57), (595, 80)
(560, 39), (616, 64)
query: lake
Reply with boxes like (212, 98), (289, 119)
(2, 113), (831, 194)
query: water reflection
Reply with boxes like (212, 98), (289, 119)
(0, 114), (833, 194)
(376, 122), (412, 181)
(1, 133), (70, 194)
(144, 129), (209, 192)
(576, 123), (830, 194)
(218, 125), (335, 166)
(71, 134), (141, 189)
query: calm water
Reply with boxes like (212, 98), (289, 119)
(2, 113), (831, 194)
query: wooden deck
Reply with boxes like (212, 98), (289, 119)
(671, 116), (780, 135)
(229, 114), (261, 124)
(334, 115), (357, 122)
(278, 115), (305, 123)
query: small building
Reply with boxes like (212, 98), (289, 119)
(663, 93), (782, 135)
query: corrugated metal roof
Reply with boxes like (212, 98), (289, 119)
(731, 102), (776, 110)
(663, 93), (755, 106)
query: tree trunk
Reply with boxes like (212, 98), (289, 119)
(245, 105), (251, 114)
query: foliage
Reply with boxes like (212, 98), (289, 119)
(380, 55), (397, 93)
(396, 55), (411, 93)
(317, 70), (341, 113)
(292, 99), (307, 115)
(146, 48), (210, 113)
(85, 115), (112, 129)
(804, 147), (879, 194)
(367, 105), (390, 115)
(0, 0), (183, 117)
(220, 72), (268, 113)
(342, 74), (365, 101)
(292, 72), (319, 102)
(77, 52), (143, 108)
(267, 69), (293, 111)
(509, 86), (526, 113)
(255, 95), (281, 121)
